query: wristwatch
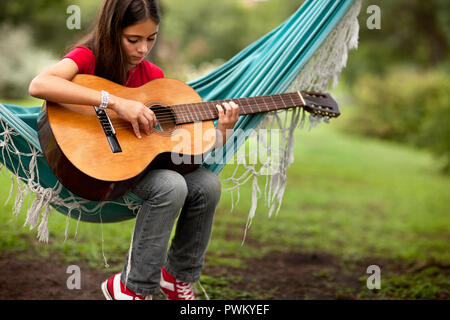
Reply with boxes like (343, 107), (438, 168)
(98, 90), (110, 110)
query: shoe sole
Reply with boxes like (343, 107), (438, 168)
(101, 280), (113, 300)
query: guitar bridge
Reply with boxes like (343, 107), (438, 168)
(94, 107), (122, 153)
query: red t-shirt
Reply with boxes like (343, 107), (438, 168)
(62, 46), (164, 87)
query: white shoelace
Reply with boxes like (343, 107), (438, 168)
(177, 282), (196, 300)
(176, 281), (210, 300)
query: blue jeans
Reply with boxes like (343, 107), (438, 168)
(120, 166), (222, 295)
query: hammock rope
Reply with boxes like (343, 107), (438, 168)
(0, 0), (361, 242)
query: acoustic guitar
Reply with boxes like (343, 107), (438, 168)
(38, 74), (340, 201)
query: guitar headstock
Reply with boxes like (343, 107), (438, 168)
(299, 91), (340, 118)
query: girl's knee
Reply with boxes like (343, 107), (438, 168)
(158, 171), (188, 207)
(198, 170), (222, 205)
(133, 169), (188, 204)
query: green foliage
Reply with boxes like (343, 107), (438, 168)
(343, 68), (450, 173)
(0, 0), (304, 96)
(156, 0), (303, 75)
(417, 90), (450, 173)
(0, 0), (102, 99)
(0, 0), (100, 55)
(0, 25), (57, 99)
(345, 0), (450, 84)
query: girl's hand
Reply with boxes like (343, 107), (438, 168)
(215, 101), (239, 145)
(109, 96), (157, 138)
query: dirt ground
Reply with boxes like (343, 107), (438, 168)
(0, 248), (427, 300)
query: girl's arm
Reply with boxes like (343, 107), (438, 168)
(29, 58), (103, 107)
(29, 59), (157, 138)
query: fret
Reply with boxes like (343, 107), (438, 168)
(182, 105), (190, 123)
(205, 103), (216, 119)
(173, 105), (185, 124)
(269, 95), (278, 112)
(173, 92), (308, 125)
(245, 97), (255, 114)
(187, 104), (194, 122)
(253, 96), (262, 111)
(195, 103), (203, 122)
(259, 96), (270, 112)
(278, 95), (286, 108)
(192, 103), (199, 121)
(265, 95), (273, 110)
(269, 95), (280, 112)
(190, 103), (196, 122)
(201, 102), (209, 120)
(270, 94), (283, 110)
(259, 96), (266, 112)
(272, 94), (285, 111)
(242, 97), (253, 114)
(204, 102), (213, 120)
(198, 102), (205, 121)
(287, 93), (297, 108)
(281, 94), (288, 110)
(290, 92), (303, 107)
(253, 97), (262, 114)
(182, 104), (191, 122)
(184, 103), (194, 122)
(201, 101), (209, 120)
(174, 105), (181, 124)
(243, 97), (252, 115)
(188, 104), (196, 121)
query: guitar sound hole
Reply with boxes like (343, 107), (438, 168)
(147, 104), (176, 133)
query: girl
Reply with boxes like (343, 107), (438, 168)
(29, 0), (239, 300)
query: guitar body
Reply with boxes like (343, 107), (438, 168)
(38, 75), (216, 201)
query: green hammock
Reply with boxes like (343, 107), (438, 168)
(0, 0), (361, 241)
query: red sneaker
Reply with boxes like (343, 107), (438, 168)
(159, 267), (196, 300)
(101, 273), (152, 300)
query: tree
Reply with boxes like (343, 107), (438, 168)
(345, 0), (450, 83)
(156, 0), (303, 70)
(0, 0), (100, 55)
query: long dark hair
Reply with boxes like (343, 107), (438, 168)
(70, 0), (161, 84)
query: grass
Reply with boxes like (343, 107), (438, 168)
(0, 102), (448, 299)
(215, 120), (450, 263)
(358, 266), (450, 300)
(1, 97), (44, 107)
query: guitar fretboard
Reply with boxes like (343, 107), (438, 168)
(172, 92), (304, 124)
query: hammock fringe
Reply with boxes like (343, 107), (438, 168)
(230, 0), (361, 242)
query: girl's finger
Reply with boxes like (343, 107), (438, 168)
(230, 101), (239, 119)
(216, 104), (224, 118)
(131, 120), (142, 139)
(143, 109), (156, 133)
(139, 115), (151, 135)
(222, 102), (232, 118)
(147, 108), (158, 127)
(153, 112), (158, 127)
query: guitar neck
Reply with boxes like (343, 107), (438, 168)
(172, 92), (304, 124)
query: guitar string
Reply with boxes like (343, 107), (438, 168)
(103, 93), (305, 124)
(102, 95), (313, 128)
(106, 104), (333, 130)
(105, 102), (309, 129)
(143, 93), (330, 123)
